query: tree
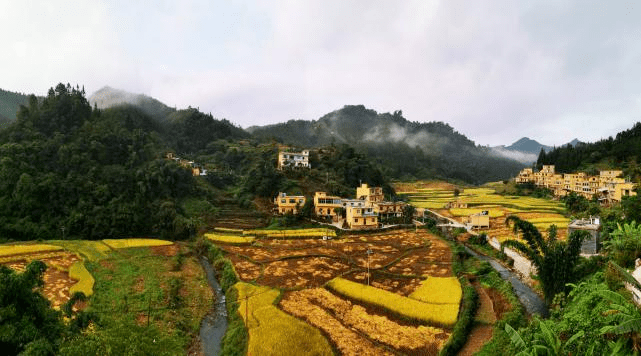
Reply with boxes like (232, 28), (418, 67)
(0, 261), (64, 356)
(502, 216), (588, 304)
(603, 221), (641, 268)
(402, 204), (416, 224)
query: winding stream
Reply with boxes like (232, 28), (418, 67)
(464, 246), (549, 318)
(198, 256), (228, 356)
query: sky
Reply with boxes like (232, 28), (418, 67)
(1, 0), (640, 147)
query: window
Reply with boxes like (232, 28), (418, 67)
(355, 218), (359, 223)
(281, 199), (286, 203)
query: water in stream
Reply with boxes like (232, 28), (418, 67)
(464, 246), (549, 317)
(199, 256), (228, 356)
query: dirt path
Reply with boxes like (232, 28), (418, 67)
(457, 283), (496, 356)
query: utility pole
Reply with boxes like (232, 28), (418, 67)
(366, 248), (373, 286)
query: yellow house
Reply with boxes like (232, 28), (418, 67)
(314, 192), (343, 221)
(278, 149), (310, 169)
(344, 200), (378, 229)
(375, 201), (405, 218)
(274, 193), (306, 215)
(356, 183), (384, 203)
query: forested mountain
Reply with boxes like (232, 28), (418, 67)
(0, 84), (395, 240)
(536, 122), (641, 181)
(0, 88), (31, 128)
(89, 86), (176, 121)
(248, 105), (525, 184)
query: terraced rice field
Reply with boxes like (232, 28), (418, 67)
(213, 228), (459, 354)
(0, 239), (177, 309)
(395, 182), (570, 241)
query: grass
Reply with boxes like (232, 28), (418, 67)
(409, 276), (462, 306)
(85, 246), (212, 351)
(102, 238), (173, 249)
(205, 233), (255, 244)
(234, 282), (333, 356)
(326, 277), (459, 327)
(49, 240), (112, 261)
(68, 261), (95, 297)
(0, 243), (63, 256)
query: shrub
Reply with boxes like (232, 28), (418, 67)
(439, 281), (478, 356)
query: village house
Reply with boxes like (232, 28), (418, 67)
(278, 149), (311, 169)
(274, 193), (306, 215)
(355, 183), (406, 220)
(314, 192), (344, 222)
(515, 165), (637, 204)
(343, 199), (378, 229)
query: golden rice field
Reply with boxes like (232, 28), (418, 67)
(102, 238), (173, 249)
(0, 244), (63, 257)
(211, 228), (460, 354)
(243, 228), (337, 238)
(280, 287), (449, 355)
(395, 182), (570, 241)
(205, 233), (255, 244)
(409, 277), (462, 306)
(327, 277), (459, 327)
(1, 238), (176, 310)
(234, 282), (334, 356)
(68, 261), (95, 297)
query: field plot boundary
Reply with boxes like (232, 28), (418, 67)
(327, 277), (459, 327)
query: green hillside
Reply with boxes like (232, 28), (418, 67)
(248, 105), (525, 184)
(0, 88), (30, 128)
(537, 122), (641, 182)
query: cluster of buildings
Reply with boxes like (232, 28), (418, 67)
(165, 152), (207, 176)
(515, 165), (636, 204)
(274, 184), (407, 230)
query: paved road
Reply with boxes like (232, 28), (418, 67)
(464, 247), (549, 318)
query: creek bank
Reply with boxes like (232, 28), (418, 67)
(463, 246), (549, 317)
(198, 256), (228, 356)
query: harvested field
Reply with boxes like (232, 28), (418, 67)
(235, 282), (333, 356)
(280, 288), (449, 356)
(210, 228), (459, 354)
(1, 250), (82, 309)
(216, 229), (442, 290)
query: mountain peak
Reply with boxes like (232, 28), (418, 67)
(89, 86), (175, 120)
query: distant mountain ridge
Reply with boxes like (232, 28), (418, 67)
(491, 137), (582, 164)
(248, 105), (525, 184)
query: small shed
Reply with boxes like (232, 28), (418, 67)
(468, 211), (490, 229)
(568, 217), (601, 254)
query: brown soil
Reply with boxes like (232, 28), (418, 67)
(1, 251), (82, 309)
(150, 244), (179, 257)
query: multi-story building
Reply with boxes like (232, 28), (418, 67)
(344, 199), (378, 229)
(314, 192), (344, 221)
(278, 149), (310, 169)
(356, 183), (384, 203)
(515, 165), (637, 203)
(274, 193), (306, 215)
